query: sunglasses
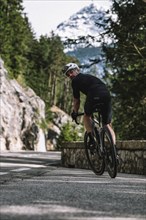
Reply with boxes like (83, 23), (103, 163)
(66, 70), (72, 77)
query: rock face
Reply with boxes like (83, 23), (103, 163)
(0, 59), (46, 152)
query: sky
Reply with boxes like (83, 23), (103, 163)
(23, 0), (112, 38)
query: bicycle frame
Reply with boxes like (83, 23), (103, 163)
(91, 111), (104, 156)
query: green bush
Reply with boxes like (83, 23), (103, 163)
(57, 122), (84, 147)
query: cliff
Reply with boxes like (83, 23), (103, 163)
(0, 59), (46, 152)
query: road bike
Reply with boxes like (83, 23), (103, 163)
(74, 104), (118, 178)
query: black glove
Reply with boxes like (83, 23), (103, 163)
(71, 111), (78, 121)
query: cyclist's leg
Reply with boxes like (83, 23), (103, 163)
(84, 94), (93, 133)
(84, 97), (96, 146)
(106, 124), (116, 145)
(100, 96), (115, 142)
(83, 114), (92, 133)
(100, 95), (119, 155)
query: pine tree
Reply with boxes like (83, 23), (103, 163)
(0, 0), (34, 78)
(102, 0), (146, 139)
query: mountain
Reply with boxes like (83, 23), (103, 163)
(55, 3), (109, 75)
(55, 3), (107, 47)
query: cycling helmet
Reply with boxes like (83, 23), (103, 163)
(63, 63), (79, 75)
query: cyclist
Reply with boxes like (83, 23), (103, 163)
(63, 62), (117, 151)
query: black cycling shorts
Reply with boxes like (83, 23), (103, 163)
(84, 90), (112, 125)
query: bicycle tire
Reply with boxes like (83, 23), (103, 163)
(84, 131), (105, 175)
(102, 127), (117, 178)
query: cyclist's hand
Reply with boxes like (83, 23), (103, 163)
(71, 111), (78, 121)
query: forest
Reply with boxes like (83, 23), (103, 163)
(0, 0), (146, 140)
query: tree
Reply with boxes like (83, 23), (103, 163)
(0, 0), (80, 122)
(24, 34), (79, 118)
(101, 0), (146, 139)
(0, 0), (34, 78)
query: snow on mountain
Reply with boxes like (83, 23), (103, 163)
(55, 3), (110, 75)
(55, 3), (108, 47)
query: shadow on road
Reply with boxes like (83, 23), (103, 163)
(0, 166), (146, 220)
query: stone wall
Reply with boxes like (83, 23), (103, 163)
(61, 140), (146, 175)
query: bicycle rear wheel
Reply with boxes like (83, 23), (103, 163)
(102, 127), (117, 178)
(84, 131), (105, 175)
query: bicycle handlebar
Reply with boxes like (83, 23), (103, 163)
(74, 112), (100, 126)
(74, 112), (84, 125)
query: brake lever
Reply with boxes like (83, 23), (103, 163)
(74, 113), (84, 125)
(74, 117), (79, 125)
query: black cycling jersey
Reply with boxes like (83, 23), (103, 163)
(71, 73), (112, 124)
(71, 73), (109, 99)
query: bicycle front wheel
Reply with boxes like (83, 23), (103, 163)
(84, 131), (105, 175)
(102, 127), (117, 178)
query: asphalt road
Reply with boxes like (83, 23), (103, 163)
(0, 152), (146, 220)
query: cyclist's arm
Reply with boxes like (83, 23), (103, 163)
(73, 98), (80, 113)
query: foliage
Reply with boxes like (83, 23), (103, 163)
(0, 0), (79, 125)
(57, 122), (84, 147)
(101, 0), (146, 139)
(24, 34), (79, 116)
(2, 0), (145, 142)
(0, 0), (34, 78)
